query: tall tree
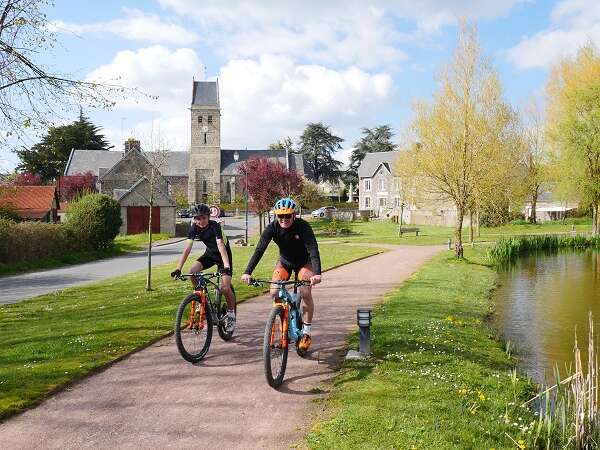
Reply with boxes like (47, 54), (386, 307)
(298, 122), (343, 183)
(348, 125), (396, 186)
(396, 22), (520, 257)
(268, 136), (294, 152)
(0, 0), (124, 144)
(238, 157), (303, 234)
(546, 43), (600, 235)
(15, 114), (111, 182)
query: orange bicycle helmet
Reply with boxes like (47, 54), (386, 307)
(273, 197), (297, 215)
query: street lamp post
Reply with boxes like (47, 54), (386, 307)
(234, 150), (248, 245)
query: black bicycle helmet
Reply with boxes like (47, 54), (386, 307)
(190, 203), (211, 217)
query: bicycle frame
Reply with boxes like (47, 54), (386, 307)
(181, 272), (224, 324)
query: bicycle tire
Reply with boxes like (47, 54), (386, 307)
(263, 306), (289, 388)
(174, 292), (213, 363)
(217, 285), (237, 341)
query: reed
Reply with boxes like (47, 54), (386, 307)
(521, 312), (600, 449)
(488, 235), (600, 265)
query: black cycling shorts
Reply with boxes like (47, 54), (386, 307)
(197, 247), (233, 274)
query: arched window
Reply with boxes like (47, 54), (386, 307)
(202, 180), (207, 192)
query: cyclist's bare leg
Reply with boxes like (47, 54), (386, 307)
(298, 265), (315, 324)
(219, 275), (236, 310)
(189, 261), (203, 290)
(270, 262), (290, 300)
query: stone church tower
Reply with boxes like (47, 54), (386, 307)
(188, 80), (221, 204)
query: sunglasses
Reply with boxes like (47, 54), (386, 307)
(277, 214), (292, 219)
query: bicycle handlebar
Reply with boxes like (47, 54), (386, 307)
(175, 272), (220, 281)
(249, 278), (311, 287)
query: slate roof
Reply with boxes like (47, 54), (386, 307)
(358, 151), (399, 178)
(192, 81), (219, 106)
(117, 177), (176, 206)
(0, 185), (57, 219)
(64, 149), (191, 177)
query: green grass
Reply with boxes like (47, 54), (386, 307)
(0, 233), (172, 277)
(308, 217), (593, 245)
(306, 247), (537, 449)
(0, 242), (381, 421)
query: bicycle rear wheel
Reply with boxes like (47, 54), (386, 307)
(263, 306), (289, 388)
(217, 285), (237, 341)
(175, 293), (213, 363)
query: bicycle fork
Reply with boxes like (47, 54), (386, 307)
(270, 304), (289, 349)
(189, 291), (207, 330)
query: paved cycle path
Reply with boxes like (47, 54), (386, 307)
(0, 244), (443, 449)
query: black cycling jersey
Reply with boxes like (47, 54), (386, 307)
(244, 217), (321, 275)
(187, 220), (230, 257)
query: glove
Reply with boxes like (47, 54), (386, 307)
(219, 267), (232, 276)
(171, 269), (181, 279)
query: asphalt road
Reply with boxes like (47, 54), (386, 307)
(0, 215), (259, 305)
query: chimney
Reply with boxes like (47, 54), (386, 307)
(124, 138), (141, 153)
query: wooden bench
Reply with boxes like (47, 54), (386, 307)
(398, 227), (420, 237)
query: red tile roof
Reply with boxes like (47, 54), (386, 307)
(0, 185), (58, 219)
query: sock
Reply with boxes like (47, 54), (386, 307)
(302, 323), (311, 335)
(227, 309), (235, 318)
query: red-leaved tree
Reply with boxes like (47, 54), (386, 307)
(11, 172), (43, 186)
(60, 171), (97, 201)
(238, 157), (303, 233)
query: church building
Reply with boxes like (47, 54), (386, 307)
(63, 80), (308, 234)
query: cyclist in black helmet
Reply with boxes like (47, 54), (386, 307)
(171, 203), (236, 332)
(241, 197), (321, 353)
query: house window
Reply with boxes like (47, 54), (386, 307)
(364, 179), (371, 191)
(365, 197), (371, 208)
(198, 115), (203, 124)
(394, 197), (401, 207)
(379, 197), (386, 207)
(208, 115), (213, 124)
(394, 178), (400, 191)
(379, 178), (385, 191)
(202, 180), (207, 192)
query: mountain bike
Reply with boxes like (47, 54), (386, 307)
(250, 277), (311, 388)
(174, 272), (237, 363)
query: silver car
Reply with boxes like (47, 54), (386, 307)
(311, 206), (337, 218)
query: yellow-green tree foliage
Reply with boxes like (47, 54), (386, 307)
(546, 43), (600, 234)
(397, 23), (522, 256)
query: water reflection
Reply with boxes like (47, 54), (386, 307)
(493, 249), (600, 383)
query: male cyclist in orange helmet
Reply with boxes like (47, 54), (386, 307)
(241, 197), (321, 353)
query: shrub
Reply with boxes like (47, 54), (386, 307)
(66, 193), (122, 249)
(0, 205), (21, 222)
(323, 218), (352, 236)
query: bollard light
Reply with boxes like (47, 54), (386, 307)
(357, 308), (372, 355)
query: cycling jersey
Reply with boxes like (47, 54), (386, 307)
(188, 220), (231, 262)
(244, 217), (321, 275)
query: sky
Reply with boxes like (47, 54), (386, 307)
(2, 0), (600, 172)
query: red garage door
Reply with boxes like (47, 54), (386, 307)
(127, 206), (160, 234)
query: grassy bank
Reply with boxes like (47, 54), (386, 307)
(307, 247), (536, 449)
(308, 217), (592, 246)
(0, 242), (381, 421)
(0, 233), (171, 277)
(488, 234), (600, 265)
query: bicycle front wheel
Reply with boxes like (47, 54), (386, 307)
(263, 306), (289, 388)
(175, 293), (213, 363)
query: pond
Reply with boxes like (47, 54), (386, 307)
(493, 249), (600, 383)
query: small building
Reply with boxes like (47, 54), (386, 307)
(524, 189), (578, 222)
(0, 185), (59, 222)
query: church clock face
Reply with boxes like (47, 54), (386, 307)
(202, 125), (208, 132)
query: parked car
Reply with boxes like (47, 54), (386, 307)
(177, 208), (191, 218)
(311, 206), (337, 218)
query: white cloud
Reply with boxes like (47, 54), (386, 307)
(217, 54), (393, 149)
(506, 0), (600, 69)
(86, 47), (393, 155)
(85, 45), (202, 113)
(159, 0), (524, 68)
(51, 8), (199, 45)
